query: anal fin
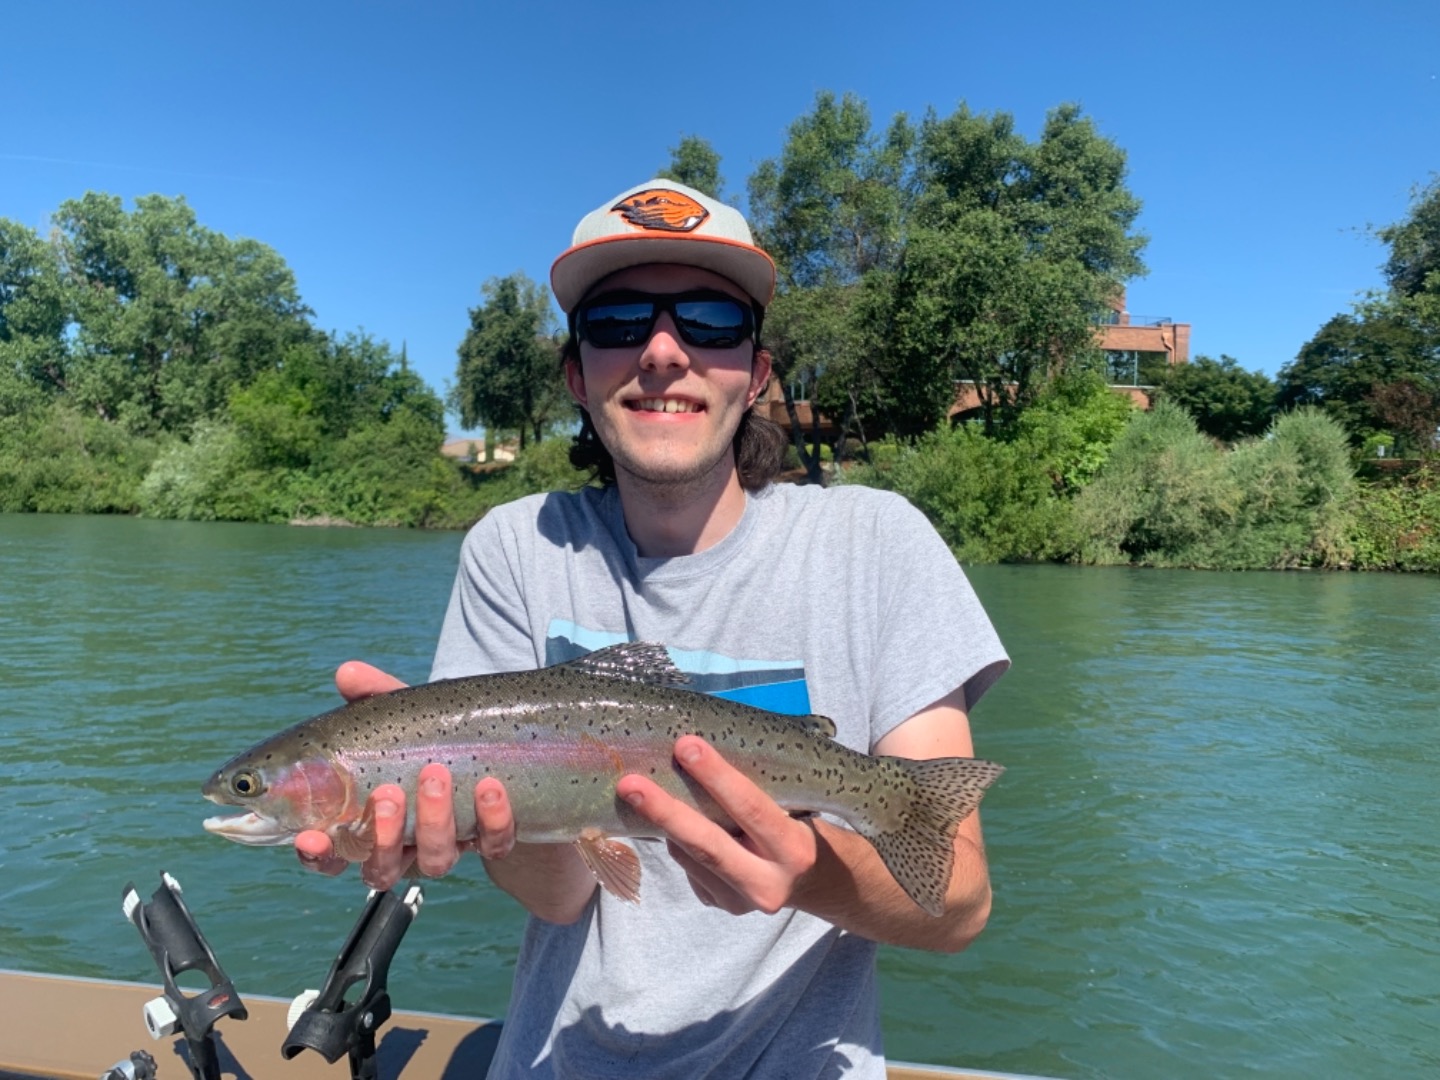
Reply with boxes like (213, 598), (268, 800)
(574, 829), (641, 904)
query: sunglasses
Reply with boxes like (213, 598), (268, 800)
(575, 290), (757, 350)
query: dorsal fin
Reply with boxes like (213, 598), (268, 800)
(788, 713), (837, 739)
(562, 642), (692, 689)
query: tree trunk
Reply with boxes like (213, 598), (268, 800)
(780, 383), (825, 485)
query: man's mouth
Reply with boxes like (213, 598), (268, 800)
(627, 398), (702, 414)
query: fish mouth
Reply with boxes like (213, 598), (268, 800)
(203, 811), (295, 846)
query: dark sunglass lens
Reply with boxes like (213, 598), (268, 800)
(581, 301), (656, 347)
(673, 299), (751, 347)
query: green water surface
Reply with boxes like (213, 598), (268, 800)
(1, 513), (1437, 1077)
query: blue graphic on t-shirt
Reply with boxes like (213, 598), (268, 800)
(545, 619), (812, 716)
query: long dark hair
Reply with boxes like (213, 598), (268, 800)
(561, 335), (788, 491)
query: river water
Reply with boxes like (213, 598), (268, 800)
(1, 512), (1437, 1077)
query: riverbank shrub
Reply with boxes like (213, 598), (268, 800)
(1069, 404), (1357, 568)
(0, 404), (155, 514)
(1007, 369), (1137, 492)
(1069, 400), (1237, 565)
(1346, 464), (1440, 570)
(842, 425), (1074, 562)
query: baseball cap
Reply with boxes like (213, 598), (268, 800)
(550, 180), (777, 314)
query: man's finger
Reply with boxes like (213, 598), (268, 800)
(669, 736), (799, 861)
(617, 772), (746, 873)
(356, 785), (409, 889)
(473, 778), (516, 860)
(296, 830), (347, 877)
(336, 661), (408, 703)
(414, 764), (459, 876)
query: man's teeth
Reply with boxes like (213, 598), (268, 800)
(634, 399), (699, 413)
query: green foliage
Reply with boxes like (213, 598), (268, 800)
(53, 193), (313, 435)
(892, 102), (1146, 435)
(1346, 465), (1440, 571)
(1279, 311), (1439, 441)
(658, 136), (725, 199)
(452, 273), (567, 449)
(1378, 175), (1440, 306)
(0, 403), (156, 513)
(843, 423), (1074, 562)
(1, 219), (70, 409)
(1070, 403), (1356, 568)
(509, 436), (588, 493)
(1283, 175), (1440, 447)
(1154, 354), (1277, 442)
(315, 405), (460, 527)
(748, 91), (913, 290)
(1069, 401), (1237, 565)
(139, 421), (257, 520)
(1010, 370), (1137, 492)
(227, 370), (324, 470)
(747, 92), (915, 467)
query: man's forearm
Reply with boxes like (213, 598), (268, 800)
(481, 842), (598, 924)
(794, 819), (991, 952)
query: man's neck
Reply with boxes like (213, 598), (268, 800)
(614, 460), (749, 558)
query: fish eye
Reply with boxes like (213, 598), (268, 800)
(230, 770), (264, 798)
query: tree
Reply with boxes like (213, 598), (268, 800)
(1378, 175), (1440, 313)
(1366, 378), (1440, 456)
(1284, 175), (1440, 445)
(0, 219), (70, 415)
(747, 91), (916, 475)
(748, 92), (913, 291)
(889, 103), (1147, 436)
(1155, 354), (1277, 443)
(52, 193), (312, 433)
(452, 273), (567, 450)
(1278, 311), (1439, 441)
(658, 136), (725, 200)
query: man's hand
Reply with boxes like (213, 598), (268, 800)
(617, 692), (995, 952)
(615, 735), (819, 916)
(293, 662), (518, 890)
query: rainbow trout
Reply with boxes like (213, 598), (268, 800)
(203, 642), (1004, 916)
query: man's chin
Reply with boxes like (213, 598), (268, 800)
(613, 448), (734, 492)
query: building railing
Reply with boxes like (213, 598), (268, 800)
(1095, 313), (1175, 327)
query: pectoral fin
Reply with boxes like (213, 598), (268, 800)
(330, 802), (377, 863)
(573, 829), (641, 904)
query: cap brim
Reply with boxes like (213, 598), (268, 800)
(551, 234), (776, 313)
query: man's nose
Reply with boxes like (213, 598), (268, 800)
(639, 312), (690, 372)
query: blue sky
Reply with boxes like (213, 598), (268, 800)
(3, 1), (1436, 436)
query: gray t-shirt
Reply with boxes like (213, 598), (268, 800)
(431, 482), (1008, 1079)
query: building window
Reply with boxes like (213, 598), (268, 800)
(1104, 350), (1171, 386)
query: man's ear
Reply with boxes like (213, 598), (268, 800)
(747, 347), (773, 408)
(564, 357), (589, 408)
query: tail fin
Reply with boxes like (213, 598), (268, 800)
(864, 757), (1005, 917)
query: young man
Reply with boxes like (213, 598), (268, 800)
(297, 180), (1009, 1078)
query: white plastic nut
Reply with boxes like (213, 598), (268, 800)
(287, 989), (320, 1030)
(142, 995), (179, 1039)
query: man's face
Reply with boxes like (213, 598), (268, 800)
(566, 264), (771, 493)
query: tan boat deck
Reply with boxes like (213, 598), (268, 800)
(0, 969), (1034, 1080)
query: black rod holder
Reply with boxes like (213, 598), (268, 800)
(121, 873), (247, 1080)
(282, 884), (424, 1080)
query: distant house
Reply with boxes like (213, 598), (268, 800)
(757, 289), (1193, 434)
(441, 437), (516, 464)
(1098, 290), (1191, 386)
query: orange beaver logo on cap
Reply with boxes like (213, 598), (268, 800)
(611, 189), (709, 233)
